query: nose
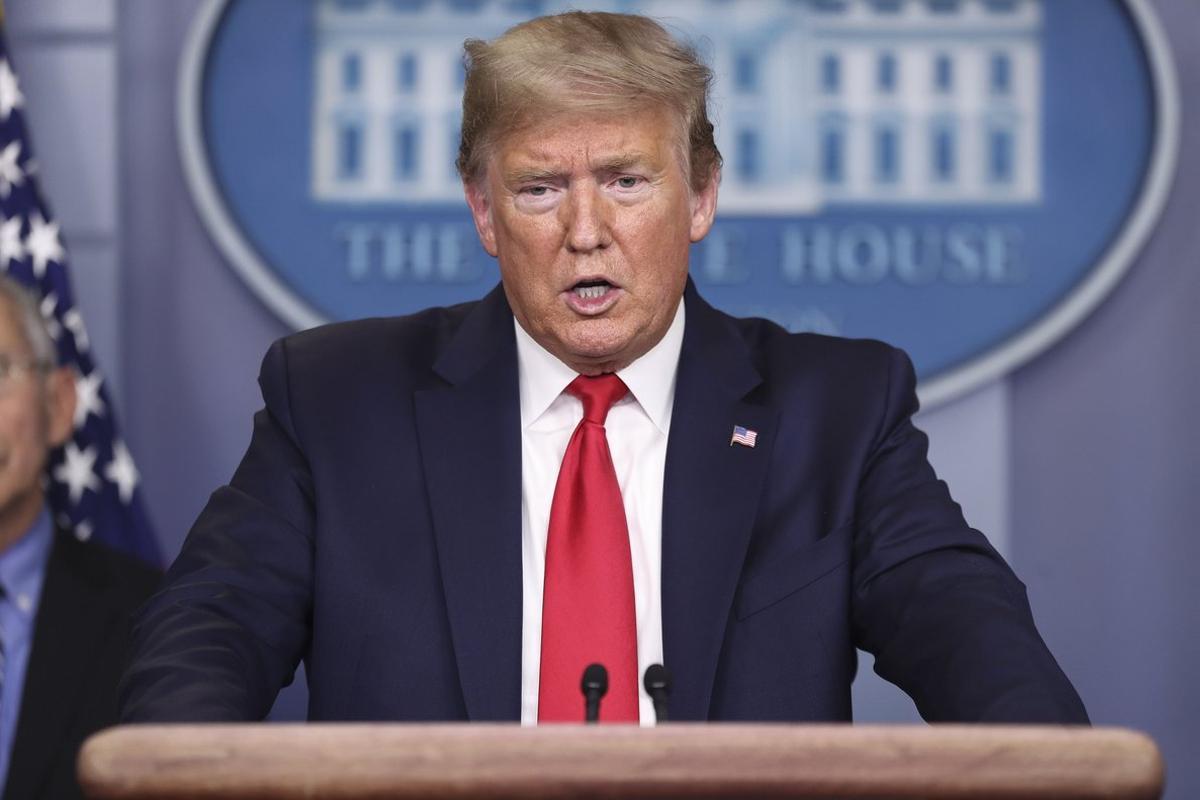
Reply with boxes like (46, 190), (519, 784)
(562, 182), (611, 253)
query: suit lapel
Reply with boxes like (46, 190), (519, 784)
(414, 286), (523, 721)
(662, 284), (777, 720)
(6, 531), (118, 800)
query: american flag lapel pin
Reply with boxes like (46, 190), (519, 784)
(730, 425), (758, 448)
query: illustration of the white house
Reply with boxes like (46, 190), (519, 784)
(310, 0), (1042, 212)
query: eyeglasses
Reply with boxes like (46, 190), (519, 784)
(0, 355), (52, 394)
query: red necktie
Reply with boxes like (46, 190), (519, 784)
(538, 374), (639, 723)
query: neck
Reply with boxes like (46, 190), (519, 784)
(0, 488), (46, 554)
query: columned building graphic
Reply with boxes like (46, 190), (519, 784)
(311, 0), (1042, 211)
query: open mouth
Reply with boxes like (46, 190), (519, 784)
(572, 279), (614, 299)
(564, 278), (621, 314)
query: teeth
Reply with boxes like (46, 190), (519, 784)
(574, 284), (609, 300)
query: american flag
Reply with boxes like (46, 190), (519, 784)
(730, 425), (758, 448)
(0, 30), (160, 565)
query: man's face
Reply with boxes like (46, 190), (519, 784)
(465, 107), (718, 374)
(0, 299), (74, 547)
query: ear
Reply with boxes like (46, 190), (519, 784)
(688, 166), (720, 243)
(44, 366), (76, 449)
(464, 178), (498, 257)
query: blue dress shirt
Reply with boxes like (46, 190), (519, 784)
(0, 509), (53, 793)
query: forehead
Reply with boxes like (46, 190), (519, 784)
(491, 107), (683, 172)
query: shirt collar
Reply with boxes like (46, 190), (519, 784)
(0, 507), (54, 620)
(515, 298), (686, 435)
(615, 301), (684, 434)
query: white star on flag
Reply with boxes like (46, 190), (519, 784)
(53, 441), (100, 503)
(0, 214), (23, 269)
(0, 140), (22, 198)
(26, 211), (63, 278)
(38, 292), (60, 339)
(62, 308), (89, 352)
(74, 368), (106, 428)
(103, 440), (140, 504)
(0, 59), (23, 121)
(73, 520), (93, 542)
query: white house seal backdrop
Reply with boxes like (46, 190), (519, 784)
(179, 0), (1178, 407)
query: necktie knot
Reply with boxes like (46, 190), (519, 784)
(567, 374), (627, 426)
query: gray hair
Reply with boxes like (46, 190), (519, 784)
(0, 274), (57, 366)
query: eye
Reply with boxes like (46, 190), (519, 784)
(524, 186), (549, 196)
(615, 176), (641, 189)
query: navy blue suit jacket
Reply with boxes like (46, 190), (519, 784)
(121, 283), (1086, 724)
(5, 530), (160, 800)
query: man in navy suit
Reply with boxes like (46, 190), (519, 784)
(0, 276), (160, 800)
(121, 11), (1086, 725)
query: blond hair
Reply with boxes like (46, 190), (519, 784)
(458, 11), (721, 192)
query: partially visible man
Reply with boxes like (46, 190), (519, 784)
(121, 12), (1086, 726)
(0, 275), (160, 800)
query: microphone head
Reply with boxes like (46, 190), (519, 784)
(581, 663), (608, 697)
(643, 663), (671, 694)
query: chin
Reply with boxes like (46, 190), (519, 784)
(565, 330), (629, 355)
(558, 341), (631, 374)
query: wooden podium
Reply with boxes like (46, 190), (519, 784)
(78, 724), (1163, 799)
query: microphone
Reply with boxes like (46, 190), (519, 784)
(643, 663), (671, 723)
(581, 663), (608, 723)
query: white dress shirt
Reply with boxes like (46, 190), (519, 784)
(516, 301), (685, 725)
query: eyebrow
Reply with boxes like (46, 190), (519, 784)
(504, 167), (561, 185)
(594, 152), (654, 173)
(502, 151), (658, 185)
